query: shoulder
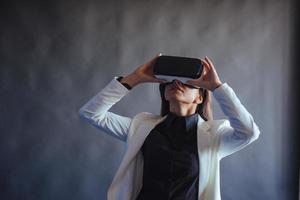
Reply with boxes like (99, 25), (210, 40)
(127, 112), (163, 140)
(130, 112), (162, 128)
(133, 112), (161, 121)
(204, 119), (230, 135)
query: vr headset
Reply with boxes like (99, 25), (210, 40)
(153, 55), (203, 87)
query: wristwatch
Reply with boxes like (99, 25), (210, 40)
(116, 76), (132, 90)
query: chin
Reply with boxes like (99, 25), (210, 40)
(167, 95), (184, 102)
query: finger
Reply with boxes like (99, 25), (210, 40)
(205, 56), (214, 69)
(186, 78), (205, 88)
(205, 57), (218, 74)
(201, 60), (210, 74)
(199, 59), (208, 75)
(187, 73), (205, 83)
(155, 52), (162, 60)
(201, 58), (211, 70)
(186, 79), (196, 84)
(197, 76), (205, 84)
(157, 79), (168, 83)
(149, 53), (162, 65)
(152, 77), (167, 83)
(186, 80), (198, 87)
(143, 55), (159, 69)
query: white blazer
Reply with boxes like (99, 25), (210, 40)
(79, 76), (261, 200)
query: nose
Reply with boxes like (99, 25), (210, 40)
(171, 80), (184, 91)
(172, 79), (182, 86)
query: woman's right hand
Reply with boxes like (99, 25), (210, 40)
(121, 53), (168, 88)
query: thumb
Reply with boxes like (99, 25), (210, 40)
(152, 76), (167, 83)
(186, 79), (197, 85)
(152, 53), (162, 61)
(156, 78), (167, 83)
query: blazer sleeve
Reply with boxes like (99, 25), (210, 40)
(78, 76), (132, 142)
(212, 83), (261, 159)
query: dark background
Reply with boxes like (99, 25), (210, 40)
(1, 0), (299, 199)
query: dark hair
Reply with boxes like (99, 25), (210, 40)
(159, 83), (213, 121)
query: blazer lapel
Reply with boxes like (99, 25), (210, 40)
(197, 115), (211, 149)
(112, 114), (167, 181)
(126, 115), (167, 159)
(196, 116), (219, 198)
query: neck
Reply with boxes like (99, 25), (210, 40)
(169, 101), (198, 117)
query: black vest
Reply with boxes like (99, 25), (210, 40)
(136, 112), (199, 200)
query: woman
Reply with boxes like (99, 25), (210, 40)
(78, 54), (260, 200)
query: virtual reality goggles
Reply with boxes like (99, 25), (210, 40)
(153, 55), (203, 88)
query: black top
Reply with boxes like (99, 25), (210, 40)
(136, 112), (200, 200)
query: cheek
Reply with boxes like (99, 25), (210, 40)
(164, 88), (172, 100)
(164, 87), (180, 100)
(185, 90), (199, 101)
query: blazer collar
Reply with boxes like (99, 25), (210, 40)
(197, 114), (210, 132)
(164, 112), (199, 132)
(154, 113), (210, 133)
(123, 112), (211, 173)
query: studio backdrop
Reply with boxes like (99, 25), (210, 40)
(0, 0), (296, 200)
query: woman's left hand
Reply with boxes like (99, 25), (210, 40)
(186, 56), (223, 91)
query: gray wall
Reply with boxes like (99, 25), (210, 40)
(0, 0), (293, 199)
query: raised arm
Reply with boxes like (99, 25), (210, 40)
(212, 82), (260, 159)
(186, 56), (260, 159)
(78, 53), (166, 142)
(78, 77), (133, 141)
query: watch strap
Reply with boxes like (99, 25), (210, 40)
(116, 76), (132, 90)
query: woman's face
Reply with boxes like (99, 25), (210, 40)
(164, 80), (203, 104)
